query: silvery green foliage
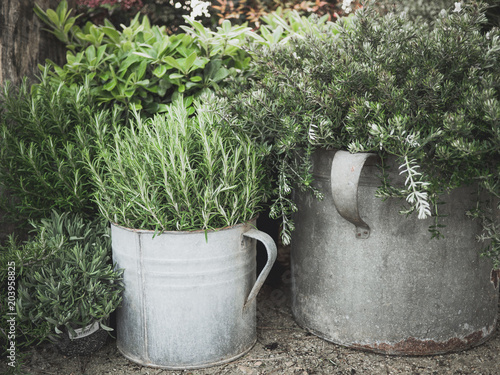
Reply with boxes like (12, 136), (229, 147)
(86, 96), (269, 232)
(5, 211), (123, 345)
(374, 0), (457, 21)
(223, 2), (500, 250)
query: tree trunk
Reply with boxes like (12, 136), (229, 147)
(0, 0), (76, 86)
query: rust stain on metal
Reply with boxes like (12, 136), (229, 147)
(351, 330), (487, 356)
(491, 269), (500, 290)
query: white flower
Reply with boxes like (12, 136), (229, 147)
(453, 2), (462, 13)
(342, 0), (354, 14)
(187, 0), (211, 20)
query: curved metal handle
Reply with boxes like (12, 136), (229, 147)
(330, 150), (378, 239)
(243, 228), (277, 309)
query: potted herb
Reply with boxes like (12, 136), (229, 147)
(0, 68), (115, 227)
(85, 97), (277, 369)
(13, 211), (124, 356)
(221, 2), (500, 354)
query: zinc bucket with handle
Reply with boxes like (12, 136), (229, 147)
(291, 149), (499, 355)
(112, 219), (277, 369)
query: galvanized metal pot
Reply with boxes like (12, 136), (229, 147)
(291, 149), (499, 355)
(111, 219), (277, 369)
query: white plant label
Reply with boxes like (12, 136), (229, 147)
(68, 321), (100, 340)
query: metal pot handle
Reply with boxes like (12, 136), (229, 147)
(330, 150), (378, 239)
(242, 228), (277, 309)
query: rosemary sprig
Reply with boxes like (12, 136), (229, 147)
(87, 97), (269, 232)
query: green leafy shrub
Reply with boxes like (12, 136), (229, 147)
(221, 2), (500, 248)
(35, 0), (257, 116)
(33, 0), (83, 46)
(0, 68), (117, 224)
(0, 211), (123, 348)
(86, 96), (270, 231)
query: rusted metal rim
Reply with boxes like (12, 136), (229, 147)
(295, 323), (497, 356)
(349, 329), (497, 356)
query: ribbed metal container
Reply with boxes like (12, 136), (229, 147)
(291, 149), (498, 355)
(112, 220), (276, 369)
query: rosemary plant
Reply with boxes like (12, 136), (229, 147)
(221, 1), (500, 255)
(0, 68), (119, 225)
(86, 97), (269, 232)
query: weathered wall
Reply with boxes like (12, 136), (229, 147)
(0, 0), (76, 86)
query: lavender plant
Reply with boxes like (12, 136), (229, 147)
(1, 211), (123, 348)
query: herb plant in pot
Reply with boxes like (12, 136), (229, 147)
(15, 211), (124, 356)
(0, 68), (112, 226)
(222, 2), (500, 355)
(86, 97), (277, 369)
